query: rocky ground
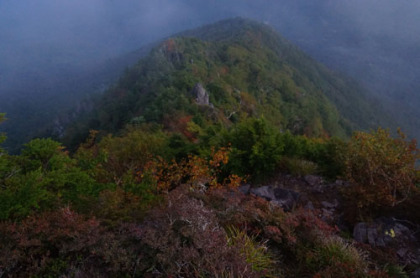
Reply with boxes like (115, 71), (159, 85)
(240, 174), (420, 277)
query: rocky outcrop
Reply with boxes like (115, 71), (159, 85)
(353, 218), (420, 265)
(249, 185), (300, 211)
(272, 187), (300, 211)
(304, 175), (323, 187)
(238, 184), (251, 194)
(238, 173), (419, 273)
(191, 83), (210, 106)
(250, 185), (275, 201)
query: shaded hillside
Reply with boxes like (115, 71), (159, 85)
(270, 1), (420, 140)
(179, 18), (395, 131)
(0, 42), (153, 154)
(62, 18), (393, 147)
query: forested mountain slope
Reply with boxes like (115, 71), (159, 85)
(62, 18), (393, 147)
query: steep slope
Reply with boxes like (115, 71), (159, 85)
(269, 1), (420, 140)
(62, 18), (393, 147)
(178, 18), (394, 130)
(0, 42), (153, 154)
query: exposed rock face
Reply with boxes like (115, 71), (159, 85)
(237, 172), (419, 273)
(321, 200), (338, 209)
(249, 185), (300, 211)
(353, 218), (420, 265)
(191, 83), (210, 105)
(353, 222), (386, 247)
(238, 184), (251, 194)
(303, 175), (327, 193)
(272, 187), (300, 211)
(250, 186), (275, 201)
(304, 175), (323, 187)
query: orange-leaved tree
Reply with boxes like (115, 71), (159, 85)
(345, 128), (419, 214)
(137, 147), (241, 193)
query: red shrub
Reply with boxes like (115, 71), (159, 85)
(0, 207), (142, 277)
(134, 186), (264, 277)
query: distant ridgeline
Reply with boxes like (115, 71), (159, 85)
(61, 18), (392, 148)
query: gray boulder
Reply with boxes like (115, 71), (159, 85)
(238, 184), (251, 194)
(272, 187), (300, 211)
(304, 201), (315, 210)
(191, 83), (209, 105)
(321, 200), (338, 209)
(250, 186), (300, 211)
(353, 218), (419, 265)
(250, 185), (275, 201)
(304, 175), (323, 186)
(353, 221), (394, 247)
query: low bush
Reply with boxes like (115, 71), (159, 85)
(135, 186), (266, 277)
(280, 157), (319, 176)
(227, 226), (277, 277)
(224, 117), (284, 182)
(305, 236), (368, 278)
(344, 128), (419, 217)
(0, 207), (143, 277)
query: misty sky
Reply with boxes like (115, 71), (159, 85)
(2, 0), (419, 65)
(0, 0), (229, 64)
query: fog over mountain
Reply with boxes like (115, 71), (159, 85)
(1, 0), (420, 151)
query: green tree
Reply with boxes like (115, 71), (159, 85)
(0, 170), (50, 220)
(226, 117), (284, 181)
(0, 137), (99, 220)
(20, 138), (68, 172)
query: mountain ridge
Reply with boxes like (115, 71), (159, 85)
(60, 18), (393, 148)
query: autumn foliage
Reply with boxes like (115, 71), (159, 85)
(1, 114), (419, 276)
(137, 146), (241, 192)
(344, 128), (419, 215)
(0, 207), (144, 276)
